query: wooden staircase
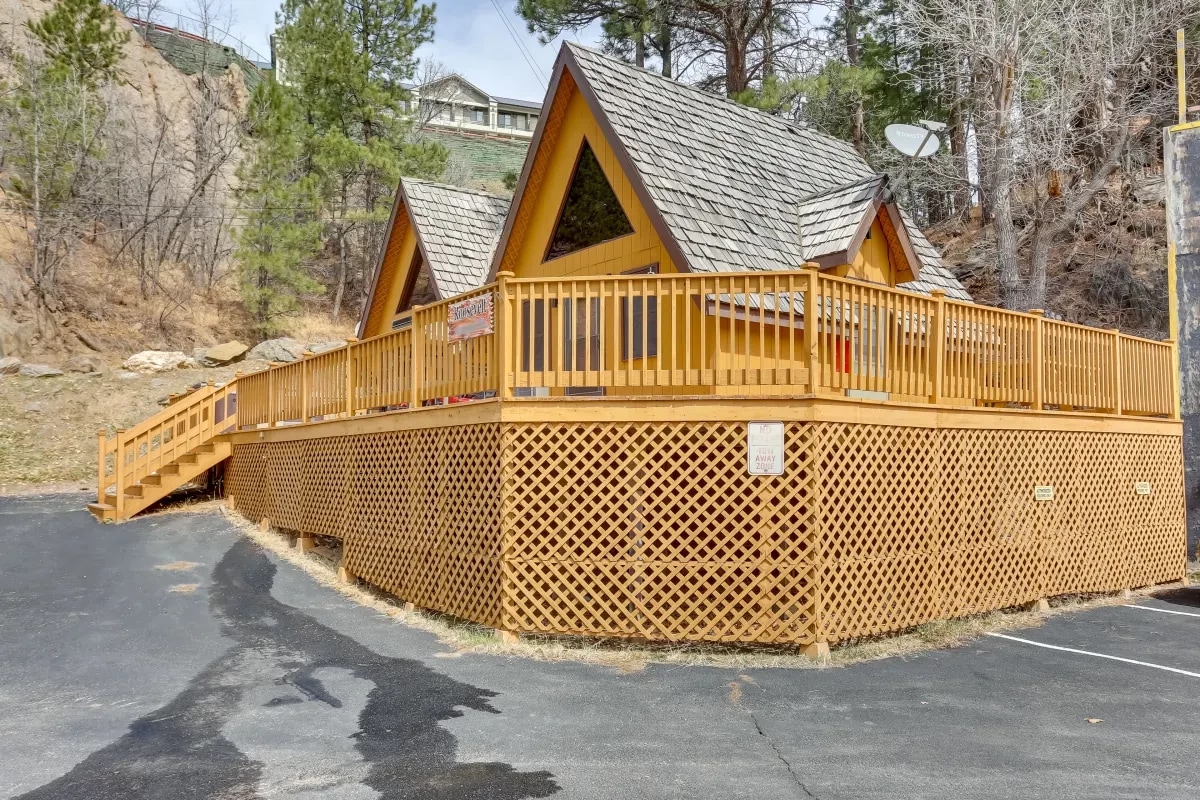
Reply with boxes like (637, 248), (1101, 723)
(89, 381), (238, 522)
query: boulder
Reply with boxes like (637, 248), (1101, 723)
(18, 363), (63, 378)
(307, 340), (348, 355)
(123, 351), (194, 374)
(202, 340), (249, 367)
(247, 337), (305, 363)
(64, 354), (102, 374)
(0, 356), (20, 375)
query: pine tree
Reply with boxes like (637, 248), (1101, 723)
(278, 0), (446, 321)
(234, 80), (323, 334)
(28, 0), (128, 86)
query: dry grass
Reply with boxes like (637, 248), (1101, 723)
(0, 363), (259, 488)
(212, 504), (1180, 672)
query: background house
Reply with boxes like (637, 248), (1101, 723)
(406, 74), (541, 139)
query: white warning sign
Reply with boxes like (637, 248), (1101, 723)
(747, 421), (785, 476)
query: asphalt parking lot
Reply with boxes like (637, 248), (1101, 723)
(2, 493), (1198, 799)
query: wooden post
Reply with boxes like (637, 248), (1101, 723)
(410, 305), (424, 407)
(930, 289), (947, 405)
(113, 429), (126, 518)
(301, 351), (313, 423)
(1029, 309), (1045, 410)
(344, 337), (358, 417)
(96, 429), (107, 505)
(495, 272), (514, 399)
(1166, 339), (1181, 420)
(802, 263), (821, 394)
(268, 362), (278, 427)
(1111, 329), (1123, 415)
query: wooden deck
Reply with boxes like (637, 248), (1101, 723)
(92, 269), (1186, 650)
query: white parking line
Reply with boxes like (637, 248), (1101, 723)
(1125, 604), (1200, 619)
(985, 632), (1200, 678)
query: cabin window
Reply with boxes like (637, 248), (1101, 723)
(562, 297), (601, 371)
(520, 300), (546, 372)
(545, 139), (634, 261)
(620, 265), (659, 360)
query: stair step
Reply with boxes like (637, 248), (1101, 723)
(193, 443), (216, 454)
(160, 464), (182, 475)
(124, 485), (146, 499)
(176, 454), (199, 464)
(142, 475), (163, 487)
(87, 502), (116, 522)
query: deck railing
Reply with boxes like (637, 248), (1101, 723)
(228, 267), (1178, 427)
(97, 380), (238, 514)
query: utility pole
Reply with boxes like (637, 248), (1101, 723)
(1165, 29), (1199, 556)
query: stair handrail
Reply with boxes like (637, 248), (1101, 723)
(97, 378), (239, 515)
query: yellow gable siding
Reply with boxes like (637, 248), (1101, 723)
(828, 219), (893, 285)
(361, 210), (419, 340)
(508, 86), (677, 279)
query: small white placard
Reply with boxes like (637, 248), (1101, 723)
(1034, 486), (1055, 502)
(1135, 482), (1153, 496)
(748, 421), (785, 476)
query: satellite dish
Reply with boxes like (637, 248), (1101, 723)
(885, 123), (941, 158)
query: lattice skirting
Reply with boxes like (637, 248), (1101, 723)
(226, 418), (1185, 647)
(227, 424), (504, 628)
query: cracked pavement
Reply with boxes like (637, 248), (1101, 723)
(2, 494), (1199, 799)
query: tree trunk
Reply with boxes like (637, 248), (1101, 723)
(658, 24), (672, 77)
(333, 223), (347, 323)
(845, 0), (865, 156)
(635, 31), (645, 68)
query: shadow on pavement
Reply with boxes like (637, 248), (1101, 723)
(17, 538), (559, 800)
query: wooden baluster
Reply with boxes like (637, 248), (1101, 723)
(300, 352), (313, 422)
(930, 290), (946, 405)
(345, 338), (358, 416)
(803, 264), (820, 394)
(411, 305), (424, 407)
(1029, 309), (1045, 410)
(96, 429), (107, 505)
(496, 272), (514, 399)
(1110, 329), (1122, 415)
(114, 429), (127, 518)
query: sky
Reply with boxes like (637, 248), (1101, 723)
(204, 0), (595, 103)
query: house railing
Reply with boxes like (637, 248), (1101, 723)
(228, 268), (1178, 427)
(97, 380), (238, 514)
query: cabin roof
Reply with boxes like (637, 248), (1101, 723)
(403, 178), (510, 297)
(558, 44), (970, 300)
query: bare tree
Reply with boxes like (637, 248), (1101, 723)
(904, 0), (1200, 310)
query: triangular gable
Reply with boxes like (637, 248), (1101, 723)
(493, 43), (971, 301)
(358, 179), (509, 339)
(420, 74), (492, 106)
(490, 60), (687, 279)
(797, 175), (921, 284)
(358, 198), (421, 339)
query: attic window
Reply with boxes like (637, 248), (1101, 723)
(545, 139), (634, 261)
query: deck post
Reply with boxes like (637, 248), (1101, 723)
(268, 363), (278, 426)
(1166, 338), (1181, 420)
(411, 305), (424, 408)
(344, 338), (358, 417)
(495, 272), (515, 399)
(96, 429), (107, 505)
(113, 429), (126, 519)
(802, 263), (821, 393)
(930, 290), (947, 405)
(1029, 310), (1045, 410)
(1111, 329), (1122, 415)
(301, 351), (313, 423)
